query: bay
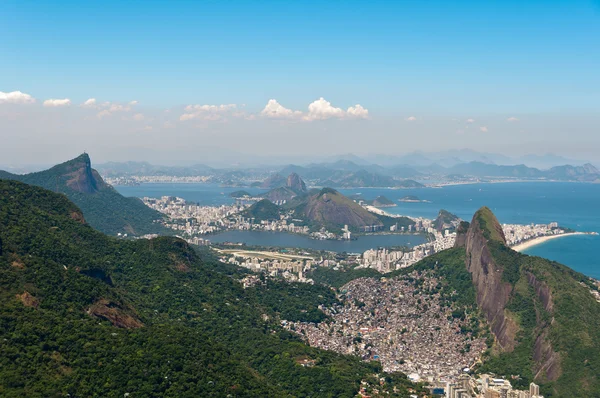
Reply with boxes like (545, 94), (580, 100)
(116, 182), (600, 278)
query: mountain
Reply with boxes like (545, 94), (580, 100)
(447, 162), (543, 178)
(327, 170), (424, 188)
(0, 154), (166, 236)
(384, 165), (423, 179)
(286, 172), (307, 193)
(289, 188), (384, 231)
(452, 207), (600, 396)
(95, 161), (214, 177)
(432, 209), (460, 231)
(546, 163), (600, 182)
(259, 173), (287, 189)
(261, 173), (309, 202)
(0, 179), (425, 396)
(439, 161), (600, 181)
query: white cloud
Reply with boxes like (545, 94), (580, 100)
(305, 97), (345, 121)
(0, 91), (36, 105)
(480, 126), (488, 132)
(259, 97), (369, 121)
(180, 104), (237, 121)
(129, 100), (138, 106)
(405, 116), (417, 122)
(82, 98), (97, 107)
(260, 99), (302, 119)
(93, 101), (136, 117)
(507, 117), (519, 122)
(132, 113), (145, 121)
(43, 98), (71, 107)
(96, 110), (111, 119)
(347, 104), (369, 119)
(466, 118), (475, 123)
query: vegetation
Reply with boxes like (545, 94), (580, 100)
(473, 206), (505, 242)
(229, 190), (251, 198)
(369, 195), (396, 207)
(0, 154), (167, 236)
(248, 280), (339, 323)
(463, 206), (600, 397)
(242, 199), (281, 222)
(0, 179), (426, 397)
(475, 247), (600, 396)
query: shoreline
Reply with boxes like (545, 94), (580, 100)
(511, 232), (586, 252)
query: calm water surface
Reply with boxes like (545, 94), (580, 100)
(116, 182), (600, 278)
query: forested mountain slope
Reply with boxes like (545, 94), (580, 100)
(0, 154), (166, 236)
(0, 179), (425, 397)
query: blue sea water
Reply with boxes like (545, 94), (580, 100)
(116, 182), (600, 279)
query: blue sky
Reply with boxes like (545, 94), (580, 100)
(1, 0), (599, 164)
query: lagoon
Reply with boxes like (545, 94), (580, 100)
(207, 230), (427, 253)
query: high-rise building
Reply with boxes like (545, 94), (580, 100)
(529, 382), (540, 396)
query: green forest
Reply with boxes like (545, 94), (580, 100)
(0, 179), (426, 397)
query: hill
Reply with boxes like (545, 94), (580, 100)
(0, 154), (166, 236)
(452, 207), (600, 396)
(432, 209), (460, 231)
(242, 199), (282, 222)
(0, 179), (425, 397)
(299, 188), (383, 230)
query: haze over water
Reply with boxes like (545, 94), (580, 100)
(117, 182), (600, 279)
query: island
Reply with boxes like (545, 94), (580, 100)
(368, 195), (397, 208)
(399, 195), (430, 203)
(229, 190), (252, 198)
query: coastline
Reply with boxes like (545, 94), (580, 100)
(511, 232), (586, 252)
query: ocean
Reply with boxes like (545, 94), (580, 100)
(116, 182), (600, 279)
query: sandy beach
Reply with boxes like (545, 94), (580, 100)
(511, 232), (586, 252)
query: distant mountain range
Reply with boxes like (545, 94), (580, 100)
(92, 150), (599, 187)
(0, 154), (166, 236)
(96, 160), (214, 177)
(441, 161), (600, 181)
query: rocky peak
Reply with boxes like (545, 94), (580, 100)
(583, 163), (599, 174)
(53, 153), (104, 194)
(286, 172), (307, 193)
(463, 207), (517, 351)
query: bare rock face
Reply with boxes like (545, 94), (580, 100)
(454, 221), (470, 248)
(63, 153), (102, 194)
(286, 172), (307, 193)
(87, 299), (143, 329)
(464, 207), (518, 351)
